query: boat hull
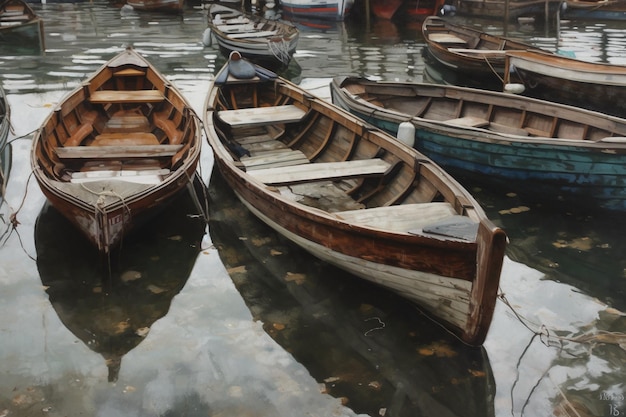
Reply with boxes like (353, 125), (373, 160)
(331, 76), (626, 212)
(204, 61), (506, 345)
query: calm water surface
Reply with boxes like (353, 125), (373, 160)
(1, 3), (625, 416)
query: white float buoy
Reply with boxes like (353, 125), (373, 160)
(397, 121), (415, 147)
(504, 83), (526, 94)
(202, 28), (212, 47)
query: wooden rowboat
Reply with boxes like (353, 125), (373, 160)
(0, 0), (45, 51)
(31, 47), (202, 254)
(422, 16), (545, 83)
(126, 0), (183, 13)
(204, 53), (507, 345)
(504, 49), (626, 117)
(205, 4), (299, 70)
(330, 76), (626, 212)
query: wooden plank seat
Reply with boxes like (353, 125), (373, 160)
(218, 104), (306, 128)
(448, 48), (508, 54)
(216, 23), (255, 32)
(56, 143), (182, 159)
(89, 90), (164, 104)
(334, 202), (458, 234)
(445, 116), (490, 128)
(248, 158), (392, 185)
(70, 168), (170, 184)
(428, 33), (467, 45)
(241, 149), (309, 170)
(92, 132), (159, 146)
(228, 30), (278, 39)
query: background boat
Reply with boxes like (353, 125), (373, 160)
(505, 49), (626, 117)
(331, 76), (626, 212)
(31, 47), (202, 254)
(0, 0), (45, 52)
(561, 0), (626, 20)
(422, 16), (545, 83)
(205, 3), (299, 70)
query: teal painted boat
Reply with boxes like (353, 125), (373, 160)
(331, 76), (626, 212)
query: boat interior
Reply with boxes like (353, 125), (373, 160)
(341, 80), (626, 141)
(211, 78), (482, 241)
(38, 63), (196, 185)
(0, 0), (36, 24)
(210, 7), (295, 39)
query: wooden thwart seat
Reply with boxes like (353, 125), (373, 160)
(334, 202), (459, 234)
(429, 33), (467, 45)
(89, 90), (164, 104)
(248, 158), (391, 185)
(445, 116), (490, 128)
(56, 143), (182, 159)
(218, 104), (306, 128)
(92, 132), (159, 146)
(229, 30), (278, 39)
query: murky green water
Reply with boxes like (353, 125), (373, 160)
(1, 2), (624, 416)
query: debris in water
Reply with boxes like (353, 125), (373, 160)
(121, 270), (142, 282)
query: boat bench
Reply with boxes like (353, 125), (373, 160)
(228, 30), (278, 39)
(248, 158), (392, 185)
(429, 33), (467, 45)
(70, 168), (170, 184)
(89, 90), (165, 104)
(218, 104), (306, 128)
(445, 116), (490, 128)
(217, 23), (255, 32)
(334, 202), (459, 234)
(56, 141), (182, 159)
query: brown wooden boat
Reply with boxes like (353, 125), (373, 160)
(0, 0), (45, 51)
(203, 53), (507, 345)
(31, 47), (202, 254)
(422, 16), (545, 82)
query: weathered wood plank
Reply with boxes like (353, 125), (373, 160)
(429, 33), (467, 45)
(56, 144), (182, 159)
(93, 132), (159, 146)
(218, 104), (306, 127)
(445, 116), (489, 128)
(89, 90), (164, 103)
(334, 202), (457, 232)
(229, 30), (278, 39)
(248, 159), (391, 185)
(242, 149), (309, 170)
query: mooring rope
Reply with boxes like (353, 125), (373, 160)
(268, 38), (291, 66)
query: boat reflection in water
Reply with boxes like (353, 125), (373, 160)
(34, 179), (207, 382)
(208, 170), (496, 417)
